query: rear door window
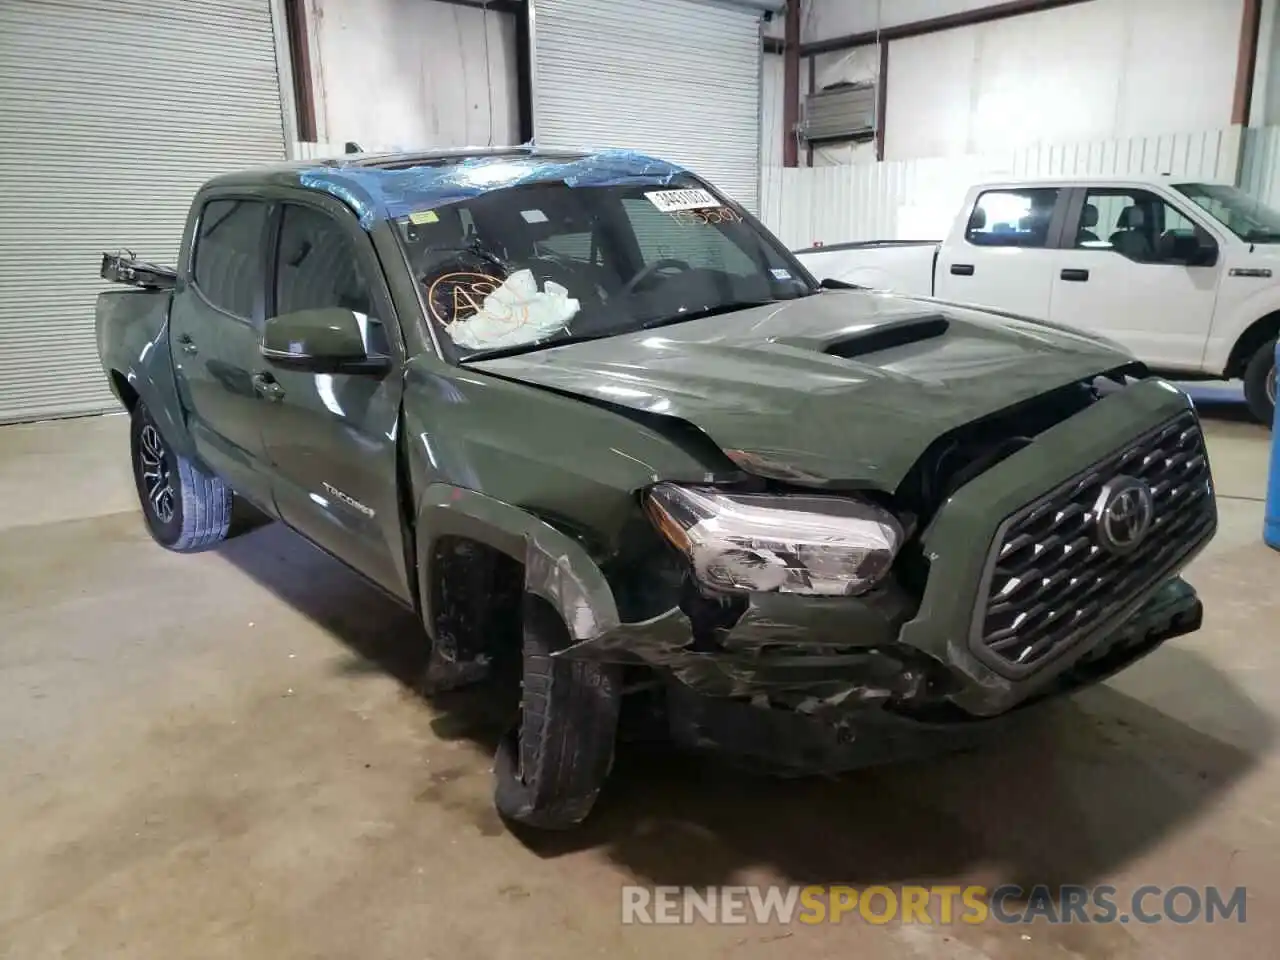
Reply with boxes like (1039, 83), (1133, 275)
(192, 199), (269, 319)
(965, 188), (1062, 248)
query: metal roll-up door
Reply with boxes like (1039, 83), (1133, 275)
(0, 0), (287, 424)
(531, 0), (765, 212)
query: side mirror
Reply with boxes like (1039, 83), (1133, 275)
(1190, 234), (1219, 267)
(1162, 232), (1218, 267)
(260, 308), (390, 375)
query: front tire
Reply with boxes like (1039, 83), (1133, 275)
(493, 595), (622, 830)
(1242, 337), (1277, 427)
(130, 402), (233, 552)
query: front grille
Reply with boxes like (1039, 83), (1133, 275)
(972, 412), (1215, 677)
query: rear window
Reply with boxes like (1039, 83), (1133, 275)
(192, 199), (268, 319)
(965, 188), (1061, 248)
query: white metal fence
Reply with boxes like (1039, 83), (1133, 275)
(762, 128), (1245, 250)
(1240, 126), (1280, 211)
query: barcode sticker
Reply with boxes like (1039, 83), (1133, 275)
(644, 188), (719, 212)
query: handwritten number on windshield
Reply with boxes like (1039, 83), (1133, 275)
(668, 208), (744, 227)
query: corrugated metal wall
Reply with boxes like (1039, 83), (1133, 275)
(762, 128), (1243, 249)
(760, 53), (785, 172)
(530, 0), (764, 211)
(0, 0), (287, 424)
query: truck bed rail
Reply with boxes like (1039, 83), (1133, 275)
(100, 251), (177, 290)
(791, 239), (940, 254)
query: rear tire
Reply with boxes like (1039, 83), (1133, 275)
(1242, 337), (1277, 427)
(493, 594), (622, 830)
(130, 402), (233, 552)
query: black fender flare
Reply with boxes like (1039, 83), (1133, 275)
(415, 484), (622, 645)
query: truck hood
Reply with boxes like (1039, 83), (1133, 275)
(469, 290), (1135, 491)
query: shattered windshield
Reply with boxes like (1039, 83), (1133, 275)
(391, 176), (816, 360)
(1174, 183), (1280, 243)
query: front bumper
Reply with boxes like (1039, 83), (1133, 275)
(560, 378), (1215, 723)
(664, 579), (1201, 776)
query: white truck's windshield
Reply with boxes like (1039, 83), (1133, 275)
(391, 177), (815, 359)
(1174, 183), (1280, 243)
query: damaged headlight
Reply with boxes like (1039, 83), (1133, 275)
(644, 483), (904, 597)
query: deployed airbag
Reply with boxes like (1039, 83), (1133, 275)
(446, 269), (580, 350)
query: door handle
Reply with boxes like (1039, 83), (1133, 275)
(252, 372), (286, 402)
(176, 333), (198, 355)
(1061, 268), (1090, 282)
(950, 263), (975, 276)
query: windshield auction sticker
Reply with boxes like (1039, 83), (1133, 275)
(644, 188), (719, 212)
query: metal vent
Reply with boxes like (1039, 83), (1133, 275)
(972, 413), (1215, 678)
(801, 83), (876, 143)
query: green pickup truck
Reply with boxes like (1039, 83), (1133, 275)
(96, 147), (1216, 830)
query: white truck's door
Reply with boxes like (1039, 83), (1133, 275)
(1047, 186), (1221, 370)
(933, 185), (1067, 319)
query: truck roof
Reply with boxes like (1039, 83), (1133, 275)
(202, 145), (585, 188)
(968, 172), (1232, 190)
(203, 146), (693, 228)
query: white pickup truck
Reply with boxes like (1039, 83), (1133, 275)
(793, 176), (1280, 424)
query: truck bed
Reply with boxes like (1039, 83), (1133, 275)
(793, 240), (939, 298)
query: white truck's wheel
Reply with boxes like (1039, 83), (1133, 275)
(1242, 338), (1277, 428)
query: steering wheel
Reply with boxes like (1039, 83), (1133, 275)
(619, 258), (691, 296)
(526, 254), (590, 290)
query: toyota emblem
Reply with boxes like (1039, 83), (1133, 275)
(1093, 477), (1156, 554)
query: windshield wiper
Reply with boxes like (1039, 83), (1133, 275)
(636, 299), (779, 332)
(459, 332), (610, 363)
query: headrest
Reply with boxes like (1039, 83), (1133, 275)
(967, 207), (987, 231)
(1081, 203), (1098, 228)
(1117, 206), (1145, 229)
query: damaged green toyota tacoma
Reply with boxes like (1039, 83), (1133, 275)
(96, 147), (1216, 829)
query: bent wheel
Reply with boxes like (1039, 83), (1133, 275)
(130, 402), (233, 552)
(493, 594), (622, 830)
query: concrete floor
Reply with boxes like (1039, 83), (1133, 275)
(1, 393), (1278, 959)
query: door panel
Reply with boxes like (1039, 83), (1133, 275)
(934, 186), (1066, 319)
(935, 246), (1059, 318)
(257, 367), (407, 596)
(169, 197), (273, 503)
(1049, 188), (1220, 369)
(257, 201), (411, 601)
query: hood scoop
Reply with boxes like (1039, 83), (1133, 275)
(820, 314), (949, 359)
